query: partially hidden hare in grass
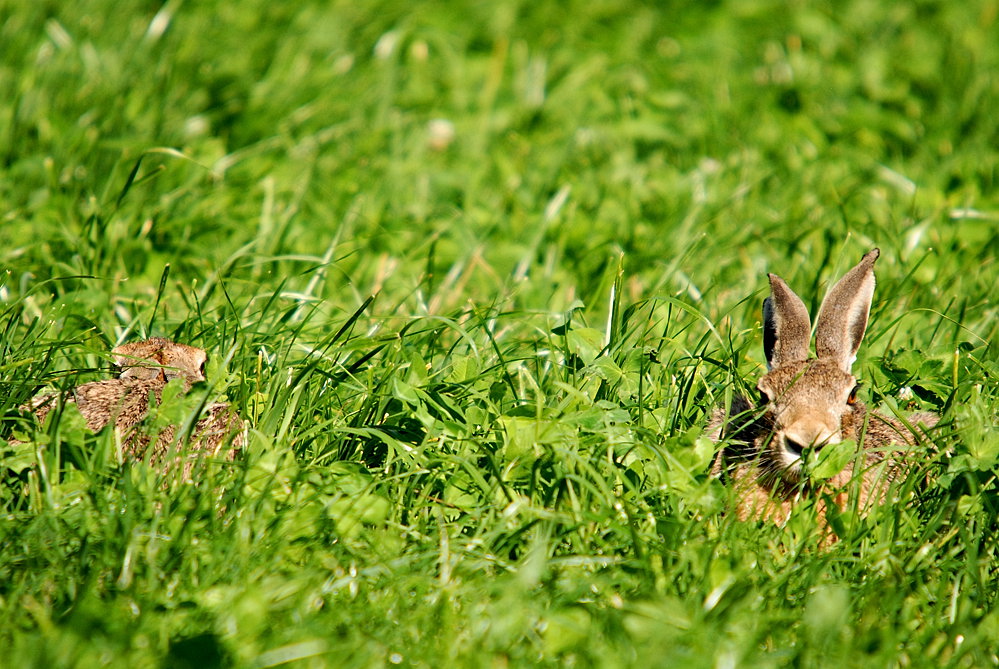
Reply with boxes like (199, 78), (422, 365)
(111, 337), (207, 383)
(711, 248), (937, 527)
(27, 338), (244, 476)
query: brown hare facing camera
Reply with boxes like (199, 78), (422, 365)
(712, 249), (937, 527)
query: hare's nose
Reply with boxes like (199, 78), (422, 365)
(782, 427), (838, 458)
(783, 435), (807, 456)
(783, 424), (839, 458)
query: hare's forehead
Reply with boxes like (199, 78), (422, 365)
(170, 344), (207, 363)
(758, 361), (855, 396)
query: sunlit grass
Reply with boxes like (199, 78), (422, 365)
(1, 0), (997, 667)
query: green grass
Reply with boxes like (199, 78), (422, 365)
(1, 0), (998, 666)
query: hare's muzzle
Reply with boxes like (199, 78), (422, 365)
(783, 434), (807, 458)
(779, 425), (840, 465)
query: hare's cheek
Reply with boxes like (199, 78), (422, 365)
(838, 405), (863, 437)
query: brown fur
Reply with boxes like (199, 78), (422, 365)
(112, 337), (207, 383)
(21, 338), (244, 478)
(711, 249), (938, 534)
(711, 393), (937, 525)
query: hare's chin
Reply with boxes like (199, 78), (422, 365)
(778, 450), (802, 471)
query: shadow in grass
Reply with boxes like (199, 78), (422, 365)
(165, 633), (231, 669)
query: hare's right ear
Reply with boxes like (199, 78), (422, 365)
(814, 248), (879, 372)
(763, 274), (811, 370)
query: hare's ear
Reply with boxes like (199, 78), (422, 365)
(814, 248), (879, 371)
(763, 274), (811, 370)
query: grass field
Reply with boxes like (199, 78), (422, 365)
(1, 0), (998, 666)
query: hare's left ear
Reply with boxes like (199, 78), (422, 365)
(763, 273), (811, 370)
(814, 248), (879, 372)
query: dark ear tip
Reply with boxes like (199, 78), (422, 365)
(866, 248), (880, 262)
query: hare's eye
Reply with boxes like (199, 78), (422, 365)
(847, 384), (861, 405)
(758, 390), (771, 405)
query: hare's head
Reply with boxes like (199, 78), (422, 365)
(112, 338), (208, 384)
(755, 249), (879, 483)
